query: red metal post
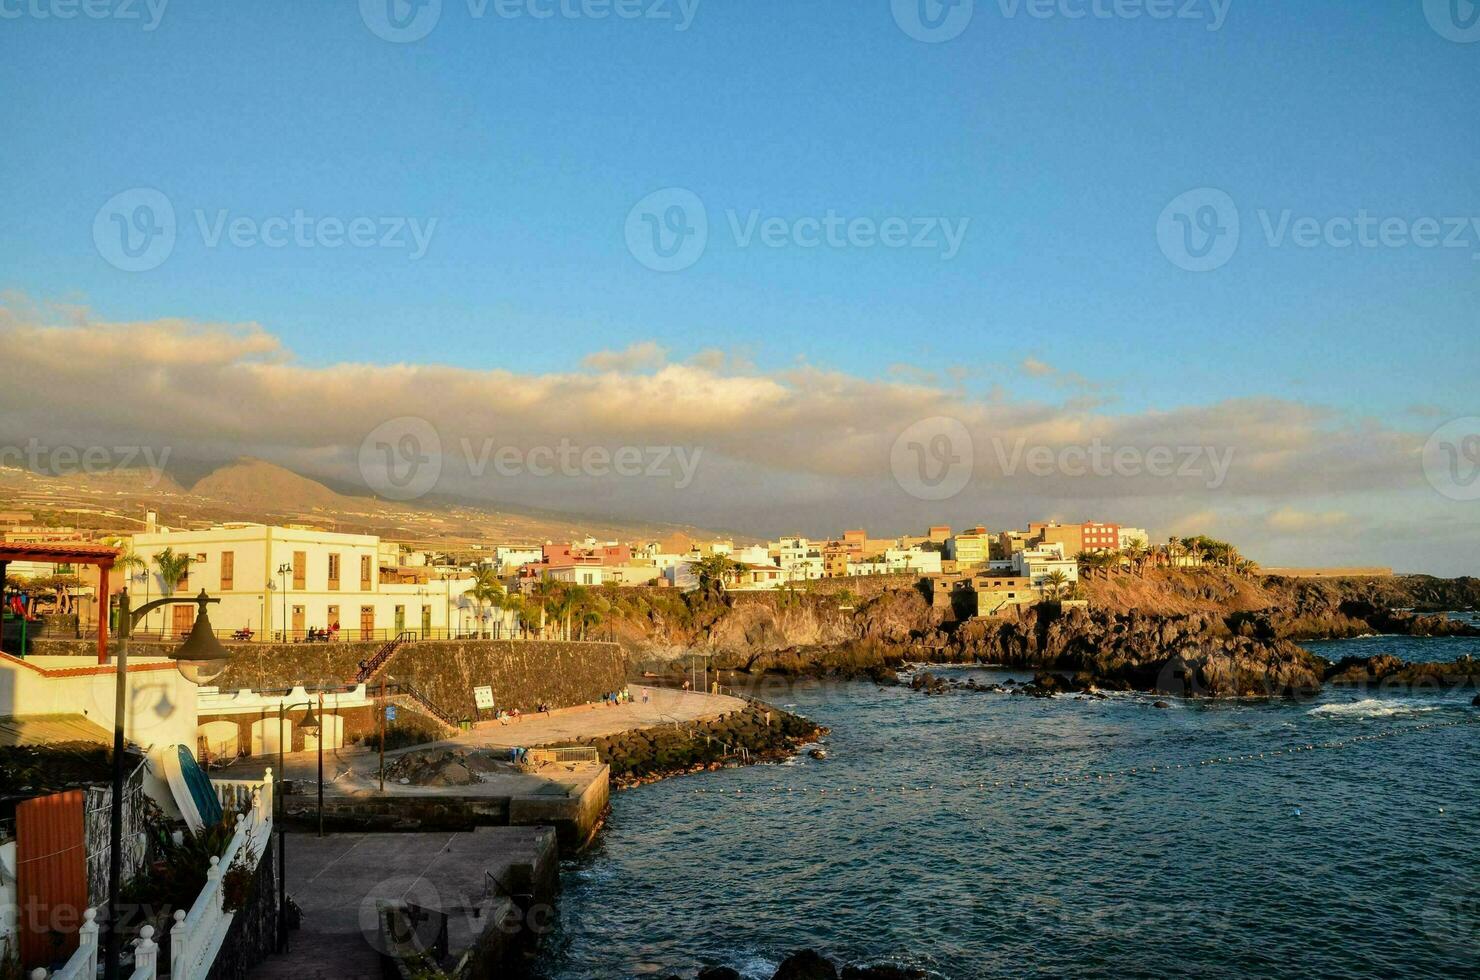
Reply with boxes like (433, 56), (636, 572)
(97, 561), (112, 664)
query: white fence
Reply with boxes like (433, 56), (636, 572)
(35, 771), (274, 980)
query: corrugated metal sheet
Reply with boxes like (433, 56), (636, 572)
(0, 714), (111, 748)
(15, 789), (87, 970)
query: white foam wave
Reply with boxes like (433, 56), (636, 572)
(1308, 698), (1442, 720)
(737, 956), (778, 979)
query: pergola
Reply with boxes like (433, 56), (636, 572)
(0, 542), (120, 663)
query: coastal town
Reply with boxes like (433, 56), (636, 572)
(1, 509), (1177, 644)
(0, 504), (1239, 977)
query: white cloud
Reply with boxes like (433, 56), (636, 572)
(0, 299), (1470, 572)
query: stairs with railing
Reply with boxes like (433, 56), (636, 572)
(354, 630), (414, 683)
(384, 681), (460, 729)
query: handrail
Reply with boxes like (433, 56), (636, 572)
(382, 681), (460, 729)
(354, 630), (415, 683)
(44, 772), (273, 980)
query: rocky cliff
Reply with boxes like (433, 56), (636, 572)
(612, 571), (1478, 698)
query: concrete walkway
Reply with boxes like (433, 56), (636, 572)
(249, 827), (556, 980)
(232, 685), (742, 784)
(459, 684), (745, 749)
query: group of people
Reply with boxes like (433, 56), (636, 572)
(601, 688), (634, 707)
(300, 622), (340, 643)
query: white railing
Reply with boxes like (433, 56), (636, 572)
(37, 770), (273, 980)
(171, 770), (274, 980)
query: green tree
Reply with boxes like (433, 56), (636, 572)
(152, 547), (193, 595)
(1043, 569), (1069, 600)
(692, 553), (741, 601)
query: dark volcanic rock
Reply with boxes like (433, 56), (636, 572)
(840, 967), (928, 980)
(698, 968), (743, 980)
(773, 950), (839, 980)
(1472, 693), (1480, 707)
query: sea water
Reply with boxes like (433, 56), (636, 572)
(534, 628), (1479, 979)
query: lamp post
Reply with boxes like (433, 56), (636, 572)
(274, 697), (314, 953)
(305, 693), (325, 837)
(102, 589), (236, 980)
(276, 563), (291, 641)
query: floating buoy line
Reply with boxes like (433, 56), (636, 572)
(682, 717), (1477, 798)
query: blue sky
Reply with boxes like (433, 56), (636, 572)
(4, 0), (1475, 414)
(1, 0), (1477, 570)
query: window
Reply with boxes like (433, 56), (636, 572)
(292, 551), (306, 589)
(327, 553), (340, 591)
(220, 551), (234, 591)
(360, 554), (372, 590)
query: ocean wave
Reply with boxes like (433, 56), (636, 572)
(1308, 699), (1442, 720)
(736, 955), (778, 979)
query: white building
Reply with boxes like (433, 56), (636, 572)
(664, 560), (699, 591)
(884, 548), (943, 575)
(128, 523), (474, 640)
(771, 537), (824, 581)
(543, 565), (607, 586)
(494, 545), (544, 573)
(1013, 542), (1079, 588)
(1118, 527), (1150, 551)
(733, 544), (774, 567)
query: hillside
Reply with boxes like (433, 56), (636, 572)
(0, 457), (738, 549)
(189, 458), (350, 511)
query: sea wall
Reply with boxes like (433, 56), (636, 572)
(570, 703), (822, 786)
(25, 638), (627, 722)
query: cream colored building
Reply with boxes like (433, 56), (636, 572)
(947, 528), (993, 567)
(128, 523), (474, 640)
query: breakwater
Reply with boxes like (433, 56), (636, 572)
(561, 701), (823, 788)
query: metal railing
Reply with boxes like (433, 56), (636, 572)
(121, 625), (543, 644)
(527, 746), (600, 765)
(354, 631), (415, 683)
(382, 682), (461, 729)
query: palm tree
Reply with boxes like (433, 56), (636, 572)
(464, 567), (505, 638)
(1125, 543), (1148, 577)
(1043, 569), (1069, 600)
(152, 547), (193, 595)
(546, 589), (576, 642)
(105, 536), (147, 581)
(151, 547), (193, 636)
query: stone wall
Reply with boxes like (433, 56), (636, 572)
(206, 833), (279, 980)
(366, 640), (625, 722)
(26, 638), (626, 722)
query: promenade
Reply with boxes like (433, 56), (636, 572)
(243, 685), (744, 786)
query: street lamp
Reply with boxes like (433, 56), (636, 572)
(299, 695), (325, 838)
(272, 696), (313, 953)
(103, 589), (235, 980)
(276, 563), (292, 641)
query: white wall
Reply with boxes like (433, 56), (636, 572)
(128, 525), (474, 637)
(0, 656), (199, 813)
